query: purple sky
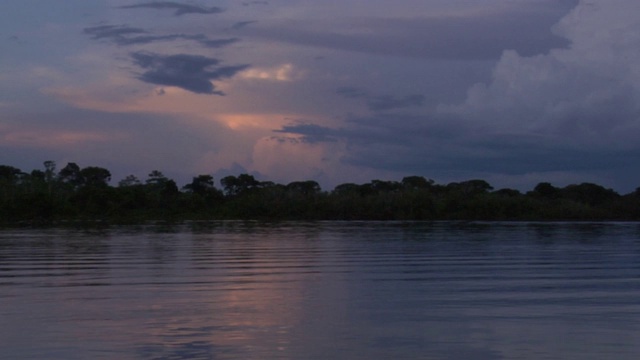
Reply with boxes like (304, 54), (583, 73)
(2, 0), (640, 192)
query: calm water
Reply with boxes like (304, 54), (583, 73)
(1, 221), (640, 360)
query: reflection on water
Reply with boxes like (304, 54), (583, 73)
(1, 222), (640, 359)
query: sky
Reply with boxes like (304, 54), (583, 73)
(2, 0), (640, 193)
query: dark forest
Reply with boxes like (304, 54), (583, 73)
(2, 161), (640, 225)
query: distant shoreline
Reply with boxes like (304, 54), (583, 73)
(2, 162), (640, 225)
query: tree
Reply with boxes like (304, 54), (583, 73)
(144, 170), (178, 196)
(220, 175), (239, 196)
(368, 180), (401, 194)
(0, 165), (23, 208)
(0, 165), (22, 184)
(561, 183), (619, 207)
(221, 174), (260, 196)
(183, 175), (216, 196)
(286, 180), (321, 196)
(42, 161), (58, 195)
(332, 183), (361, 195)
(531, 182), (559, 199)
(58, 162), (83, 187)
(43, 160), (56, 183)
(139, 170), (179, 212)
(161, 180), (179, 195)
(118, 175), (141, 187)
(493, 188), (521, 197)
(114, 175), (148, 212)
(401, 176), (434, 190)
(238, 174), (260, 188)
(80, 166), (111, 187)
(146, 170), (169, 186)
(448, 179), (493, 196)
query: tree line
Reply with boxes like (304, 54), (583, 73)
(1, 161), (640, 224)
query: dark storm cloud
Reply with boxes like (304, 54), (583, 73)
(119, 2), (223, 16)
(336, 87), (425, 111)
(336, 87), (367, 99)
(366, 95), (425, 112)
(275, 109), (640, 186)
(230, 21), (257, 30)
(242, 2), (576, 60)
(275, 123), (339, 143)
(130, 52), (250, 94)
(242, 1), (269, 6)
(84, 25), (238, 48)
(194, 36), (239, 48)
(83, 25), (146, 39)
(275, 118), (410, 146)
(453, 135), (639, 175)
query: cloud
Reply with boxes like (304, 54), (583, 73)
(242, 1), (269, 6)
(275, 116), (409, 146)
(83, 25), (145, 40)
(336, 87), (368, 99)
(194, 36), (239, 48)
(336, 87), (425, 111)
(440, 0), (640, 143)
(0, 127), (125, 149)
(251, 138), (323, 183)
(274, 0), (640, 191)
(84, 25), (238, 48)
(274, 123), (339, 144)
(230, 21), (257, 30)
(366, 95), (425, 112)
(241, 2), (575, 60)
(240, 64), (299, 82)
(1, 105), (253, 187)
(275, 113), (640, 180)
(130, 52), (250, 94)
(119, 2), (223, 16)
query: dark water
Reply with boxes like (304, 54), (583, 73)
(1, 222), (639, 360)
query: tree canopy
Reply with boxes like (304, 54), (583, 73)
(1, 161), (639, 225)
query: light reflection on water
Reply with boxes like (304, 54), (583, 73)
(1, 221), (640, 359)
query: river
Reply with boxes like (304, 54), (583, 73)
(1, 221), (639, 359)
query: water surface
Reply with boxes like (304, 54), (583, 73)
(1, 221), (639, 359)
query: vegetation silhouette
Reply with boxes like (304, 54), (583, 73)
(1, 161), (639, 225)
